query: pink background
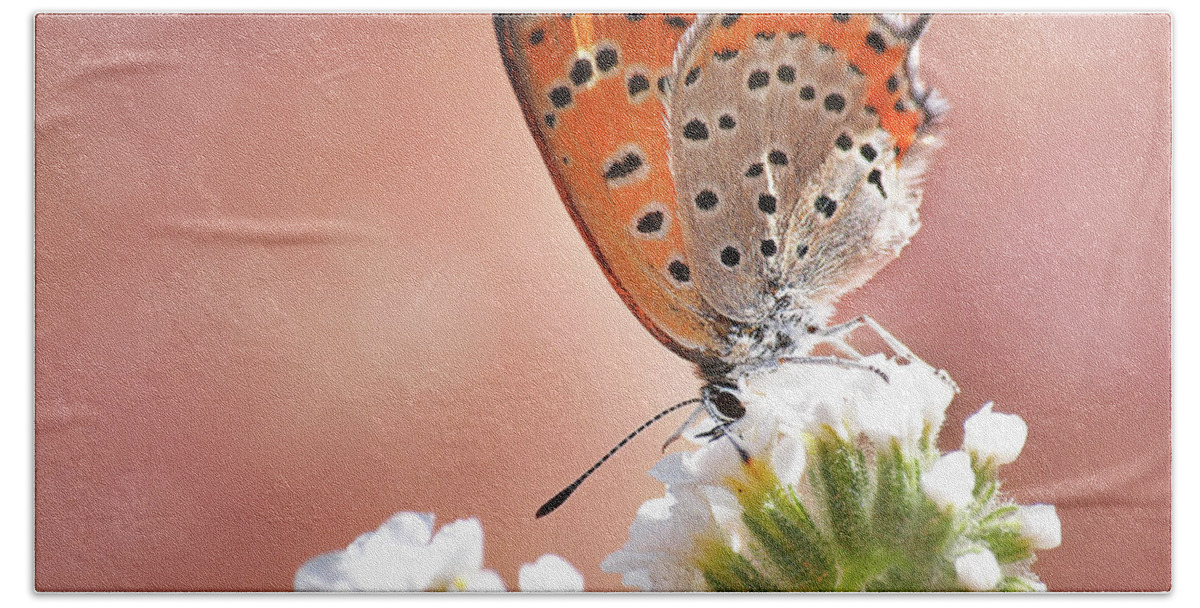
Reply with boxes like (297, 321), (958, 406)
(35, 14), (1170, 591)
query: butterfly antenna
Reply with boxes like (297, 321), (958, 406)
(535, 397), (702, 518)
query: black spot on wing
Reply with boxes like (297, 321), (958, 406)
(603, 152), (643, 181)
(596, 47), (618, 72)
(549, 86), (572, 108)
(570, 59), (593, 86)
(668, 260), (691, 283)
(748, 70), (770, 90)
(636, 211), (664, 234)
(865, 31), (887, 54)
(720, 246), (741, 267)
(757, 193), (777, 214)
(683, 119), (709, 141)
(867, 169), (887, 198)
(824, 93), (845, 113)
(814, 195), (837, 218)
(627, 74), (650, 97)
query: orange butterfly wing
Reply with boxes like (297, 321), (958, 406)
(495, 14), (732, 362)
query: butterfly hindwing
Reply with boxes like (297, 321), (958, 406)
(496, 14), (733, 360)
(668, 14), (937, 320)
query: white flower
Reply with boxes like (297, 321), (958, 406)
(518, 555), (585, 592)
(962, 402), (1028, 465)
(294, 512), (505, 592)
(1015, 504), (1062, 550)
(600, 485), (713, 591)
(955, 550), (1001, 591)
(921, 451), (976, 511)
(741, 353), (955, 446)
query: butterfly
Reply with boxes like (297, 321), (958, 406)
(494, 13), (941, 517)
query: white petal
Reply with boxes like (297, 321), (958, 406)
(1016, 504), (1062, 550)
(770, 433), (807, 488)
(293, 512), (500, 592)
(294, 551), (352, 592)
(962, 402), (1028, 465)
(452, 569), (507, 592)
(519, 555), (585, 592)
(955, 550), (1001, 591)
(921, 451), (975, 511)
(427, 517), (487, 581)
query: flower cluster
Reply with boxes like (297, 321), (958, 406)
(602, 353), (1061, 592)
(295, 512), (583, 592)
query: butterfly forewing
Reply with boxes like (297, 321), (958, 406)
(496, 14), (733, 360)
(668, 14), (936, 318)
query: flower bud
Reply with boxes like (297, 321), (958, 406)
(962, 402), (1027, 465)
(1016, 504), (1062, 550)
(955, 550), (1001, 591)
(920, 451), (975, 511)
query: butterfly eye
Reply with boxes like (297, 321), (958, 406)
(712, 390), (745, 421)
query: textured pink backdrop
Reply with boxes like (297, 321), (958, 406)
(35, 14), (1170, 591)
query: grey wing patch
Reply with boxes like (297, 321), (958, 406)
(779, 128), (925, 305)
(667, 14), (940, 317)
(667, 15), (886, 322)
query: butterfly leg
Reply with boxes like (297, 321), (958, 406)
(694, 424), (751, 463)
(819, 315), (958, 391)
(661, 401), (711, 453)
(817, 315), (917, 361)
(777, 354), (890, 383)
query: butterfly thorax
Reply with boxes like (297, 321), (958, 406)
(700, 295), (836, 383)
